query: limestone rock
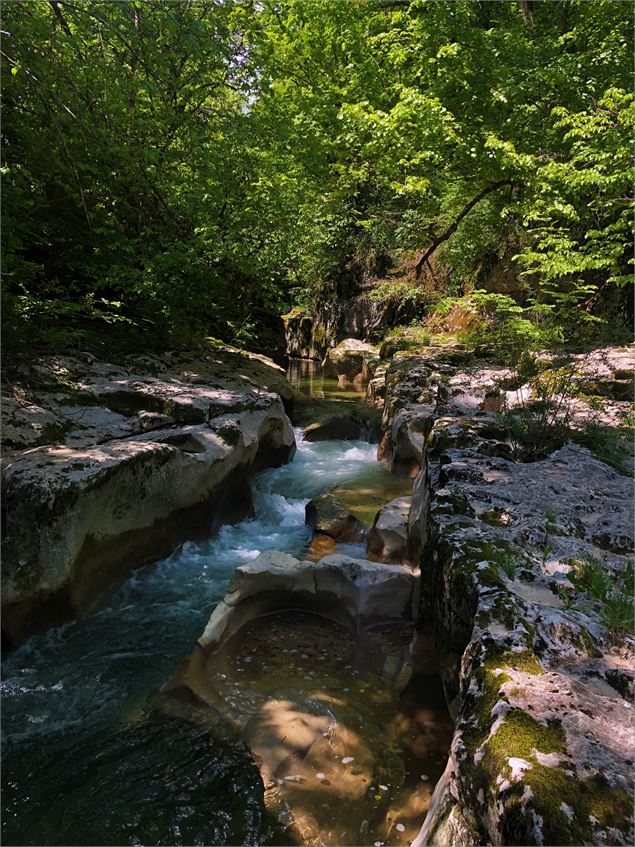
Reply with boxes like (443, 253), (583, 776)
(282, 310), (323, 360)
(322, 338), (380, 386)
(192, 551), (420, 651)
(302, 413), (364, 442)
(160, 549), (425, 847)
(367, 496), (412, 563)
(375, 344), (635, 846)
(305, 491), (366, 542)
(408, 465), (430, 565)
(1, 346), (296, 643)
(366, 364), (388, 409)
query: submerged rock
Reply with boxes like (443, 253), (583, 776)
(158, 551), (437, 846)
(305, 491), (367, 543)
(1, 346), (296, 643)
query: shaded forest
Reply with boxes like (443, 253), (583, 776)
(2, 0), (633, 354)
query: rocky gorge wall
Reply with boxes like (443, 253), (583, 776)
(373, 344), (635, 846)
(3, 327), (633, 846)
(1, 346), (298, 645)
(282, 292), (420, 360)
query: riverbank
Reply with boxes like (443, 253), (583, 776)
(1, 344), (296, 644)
(2, 338), (633, 847)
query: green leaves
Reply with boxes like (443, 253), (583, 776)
(2, 0), (633, 352)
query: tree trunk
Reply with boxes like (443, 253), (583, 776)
(517, 0), (534, 27)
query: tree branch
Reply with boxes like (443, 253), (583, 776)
(49, 1), (73, 38)
(414, 179), (513, 276)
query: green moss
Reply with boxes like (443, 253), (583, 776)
(37, 420), (73, 446)
(462, 666), (510, 757)
(488, 710), (566, 765)
(470, 710), (567, 829)
(281, 306), (307, 321)
(468, 706), (632, 845)
(462, 648), (544, 759)
(588, 777), (633, 830)
(501, 650), (543, 675)
(312, 323), (326, 345)
(523, 765), (632, 845)
(436, 492), (476, 518)
(477, 566), (506, 591)
(215, 424), (241, 446)
(572, 625), (603, 658)
(481, 508), (510, 527)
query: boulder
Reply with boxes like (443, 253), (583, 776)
(302, 413), (364, 442)
(177, 550), (420, 654)
(305, 491), (366, 542)
(367, 496), (412, 563)
(322, 338), (380, 386)
(1, 347), (296, 643)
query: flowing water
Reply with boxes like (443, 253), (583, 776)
(1, 362), (451, 847)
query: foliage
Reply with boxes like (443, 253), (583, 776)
(2, 0), (302, 351)
(569, 557), (634, 638)
(497, 553), (524, 580)
(569, 556), (613, 600)
(498, 355), (577, 462)
(2, 1), (633, 352)
(573, 422), (633, 475)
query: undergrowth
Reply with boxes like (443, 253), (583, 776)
(569, 557), (634, 638)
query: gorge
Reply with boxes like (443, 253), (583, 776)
(2, 334), (633, 846)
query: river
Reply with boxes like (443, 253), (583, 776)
(1, 362), (450, 847)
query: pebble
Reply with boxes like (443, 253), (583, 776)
(342, 756), (354, 764)
(420, 774), (430, 780)
(316, 772), (326, 780)
(379, 784), (388, 791)
(395, 823), (405, 832)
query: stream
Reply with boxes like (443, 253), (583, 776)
(1, 362), (451, 847)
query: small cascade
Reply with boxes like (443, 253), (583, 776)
(1, 361), (452, 847)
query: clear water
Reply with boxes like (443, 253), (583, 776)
(1, 426), (390, 845)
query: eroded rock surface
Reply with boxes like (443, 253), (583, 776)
(367, 496), (412, 564)
(322, 338), (380, 386)
(377, 344), (635, 846)
(159, 551), (441, 847)
(305, 491), (367, 544)
(1, 345), (296, 643)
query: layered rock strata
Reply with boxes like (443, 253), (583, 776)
(1, 346), (296, 643)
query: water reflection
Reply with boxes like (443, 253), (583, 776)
(287, 358), (367, 405)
